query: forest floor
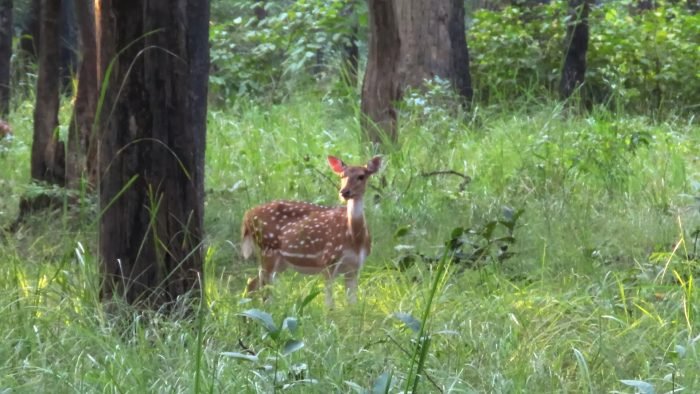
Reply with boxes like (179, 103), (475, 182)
(1, 91), (699, 392)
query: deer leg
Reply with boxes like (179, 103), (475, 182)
(323, 269), (335, 308)
(344, 270), (358, 304)
(247, 249), (279, 296)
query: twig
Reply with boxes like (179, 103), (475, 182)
(420, 170), (472, 191)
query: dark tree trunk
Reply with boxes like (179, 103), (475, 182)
(0, 0), (11, 117)
(253, 0), (266, 21)
(19, 0), (40, 58)
(636, 0), (656, 11)
(361, 0), (472, 143)
(66, 0), (98, 189)
(19, 0), (78, 90)
(361, 0), (400, 143)
(98, 0), (209, 308)
(58, 0), (79, 90)
(560, 0), (590, 100)
(32, 0), (64, 186)
(339, 0), (359, 88)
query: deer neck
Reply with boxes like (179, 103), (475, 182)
(346, 198), (366, 242)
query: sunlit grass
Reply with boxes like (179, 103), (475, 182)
(0, 88), (699, 392)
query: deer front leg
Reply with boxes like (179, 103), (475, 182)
(322, 268), (336, 308)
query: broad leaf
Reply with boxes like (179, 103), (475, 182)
(220, 351), (258, 362)
(620, 379), (655, 394)
(392, 312), (421, 333)
(282, 317), (298, 334)
(282, 339), (305, 356)
(371, 371), (393, 394)
(239, 309), (277, 335)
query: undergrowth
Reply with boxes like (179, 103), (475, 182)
(1, 89), (699, 392)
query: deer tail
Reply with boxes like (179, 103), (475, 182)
(241, 215), (255, 260)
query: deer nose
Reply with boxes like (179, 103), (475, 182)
(340, 189), (351, 199)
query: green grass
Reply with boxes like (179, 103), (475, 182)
(1, 89), (699, 393)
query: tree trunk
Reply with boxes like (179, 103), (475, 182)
(32, 0), (64, 186)
(66, 0), (98, 190)
(361, 0), (472, 143)
(0, 0), (11, 117)
(58, 0), (78, 90)
(360, 0), (400, 143)
(560, 0), (590, 100)
(394, 0), (472, 100)
(19, 0), (40, 59)
(340, 1), (359, 88)
(98, 0), (209, 308)
(253, 0), (266, 21)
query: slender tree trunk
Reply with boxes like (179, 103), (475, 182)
(32, 0), (64, 186)
(58, 0), (78, 91)
(0, 0), (11, 117)
(361, 0), (472, 143)
(341, 1), (359, 88)
(66, 0), (98, 189)
(560, 0), (590, 100)
(98, 0), (209, 308)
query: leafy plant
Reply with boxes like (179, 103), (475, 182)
(209, 0), (364, 104)
(395, 206), (523, 271)
(222, 308), (314, 390)
(469, 0), (700, 112)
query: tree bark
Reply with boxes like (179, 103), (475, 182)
(66, 0), (98, 189)
(560, 0), (590, 100)
(394, 0), (472, 100)
(32, 0), (64, 186)
(361, 0), (400, 143)
(19, 0), (40, 59)
(98, 0), (209, 308)
(340, 0), (359, 88)
(361, 0), (472, 143)
(0, 0), (11, 117)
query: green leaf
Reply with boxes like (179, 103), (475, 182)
(344, 381), (365, 393)
(282, 339), (304, 356)
(450, 227), (464, 239)
(239, 309), (278, 335)
(394, 226), (410, 238)
(220, 352), (259, 362)
(282, 317), (298, 334)
(481, 221), (497, 240)
(298, 289), (321, 315)
(620, 380), (655, 394)
(392, 312), (421, 333)
(371, 371), (393, 394)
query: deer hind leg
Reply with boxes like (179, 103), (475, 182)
(344, 270), (359, 304)
(246, 249), (280, 296)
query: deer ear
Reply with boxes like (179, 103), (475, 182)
(366, 156), (382, 174)
(327, 156), (346, 174)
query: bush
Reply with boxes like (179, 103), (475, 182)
(468, 0), (699, 113)
(209, 0), (361, 104)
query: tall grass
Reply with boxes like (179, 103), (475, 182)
(1, 88), (699, 392)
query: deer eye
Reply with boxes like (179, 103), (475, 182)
(357, 175), (365, 181)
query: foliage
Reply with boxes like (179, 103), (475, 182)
(394, 206), (523, 271)
(2, 90), (700, 392)
(209, 0), (363, 103)
(468, 0), (700, 112)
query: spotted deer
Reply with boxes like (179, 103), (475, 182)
(0, 119), (11, 139)
(241, 155), (382, 307)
